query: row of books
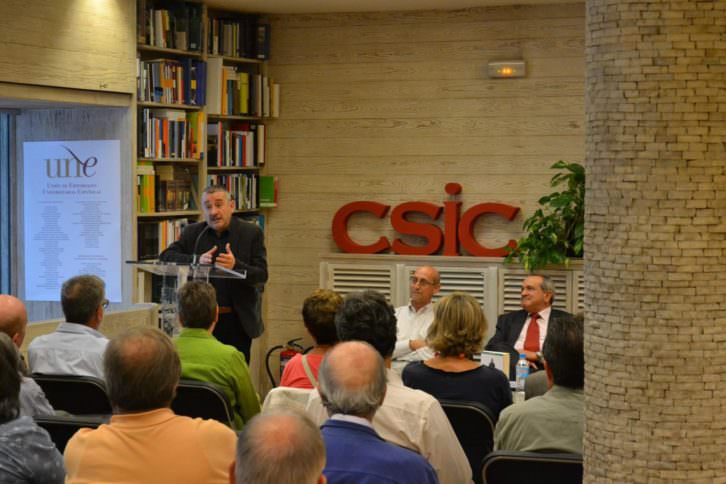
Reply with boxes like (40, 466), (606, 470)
(207, 174), (258, 210)
(207, 122), (265, 167)
(138, 218), (190, 260)
(207, 15), (269, 60)
(137, 58), (207, 106)
(137, 1), (203, 52)
(139, 109), (205, 160)
(137, 164), (197, 213)
(206, 57), (279, 117)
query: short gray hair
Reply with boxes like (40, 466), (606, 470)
(203, 185), (232, 201)
(318, 341), (387, 419)
(61, 275), (105, 325)
(235, 411), (325, 484)
(532, 273), (556, 304)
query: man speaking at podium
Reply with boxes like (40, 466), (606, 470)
(160, 185), (267, 363)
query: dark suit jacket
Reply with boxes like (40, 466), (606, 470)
(485, 308), (571, 378)
(321, 419), (438, 484)
(159, 217), (268, 338)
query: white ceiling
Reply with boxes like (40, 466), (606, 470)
(206, 0), (580, 14)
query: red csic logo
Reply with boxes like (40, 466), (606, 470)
(332, 183), (520, 257)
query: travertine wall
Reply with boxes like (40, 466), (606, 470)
(585, 0), (725, 481)
(259, 4), (586, 392)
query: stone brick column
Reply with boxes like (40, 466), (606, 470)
(585, 0), (725, 481)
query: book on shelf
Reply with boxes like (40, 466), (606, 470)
(205, 57), (278, 117)
(137, 0), (202, 52)
(138, 58), (206, 105)
(138, 218), (191, 260)
(207, 14), (265, 59)
(258, 175), (278, 208)
(207, 173), (257, 210)
(137, 162), (156, 213)
(155, 165), (195, 212)
(139, 109), (205, 160)
(255, 24), (270, 60)
(207, 121), (260, 168)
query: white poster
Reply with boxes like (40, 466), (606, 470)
(23, 140), (122, 302)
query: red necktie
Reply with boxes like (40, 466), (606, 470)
(523, 313), (540, 352)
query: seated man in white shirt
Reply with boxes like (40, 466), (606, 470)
(28, 275), (110, 380)
(391, 266), (440, 373)
(306, 290), (471, 484)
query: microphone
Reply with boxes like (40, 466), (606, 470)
(191, 225), (210, 265)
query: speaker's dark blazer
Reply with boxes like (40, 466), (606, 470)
(485, 308), (571, 378)
(159, 217), (268, 339)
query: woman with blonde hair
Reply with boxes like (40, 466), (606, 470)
(402, 292), (511, 418)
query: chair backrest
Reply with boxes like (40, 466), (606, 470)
(171, 379), (234, 427)
(482, 451), (583, 484)
(34, 414), (107, 453)
(439, 399), (495, 484)
(31, 373), (112, 415)
(261, 386), (314, 414)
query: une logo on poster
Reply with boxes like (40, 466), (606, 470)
(45, 146), (99, 178)
(332, 183), (521, 257)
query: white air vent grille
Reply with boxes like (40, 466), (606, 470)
(326, 264), (393, 300)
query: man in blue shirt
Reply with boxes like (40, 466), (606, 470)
(318, 340), (438, 484)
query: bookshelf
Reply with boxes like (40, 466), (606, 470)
(134, 0), (276, 275)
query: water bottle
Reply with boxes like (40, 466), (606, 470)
(515, 353), (529, 392)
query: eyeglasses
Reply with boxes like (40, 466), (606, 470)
(410, 276), (436, 287)
(101, 299), (109, 309)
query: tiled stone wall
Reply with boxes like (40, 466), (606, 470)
(585, 0), (725, 481)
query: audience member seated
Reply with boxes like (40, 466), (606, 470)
(306, 290), (472, 484)
(28, 275), (110, 380)
(402, 292), (512, 419)
(319, 341), (438, 484)
(280, 289), (343, 389)
(0, 295), (54, 417)
(173, 280), (260, 429)
(232, 410), (326, 484)
(485, 274), (571, 378)
(64, 327), (236, 484)
(0, 333), (64, 483)
(392, 266), (440, 372)
(494, 314), (584, 453)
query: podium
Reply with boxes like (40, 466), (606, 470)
(127, 261), (247, 336)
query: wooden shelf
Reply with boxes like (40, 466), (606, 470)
(234, 209), (260, 214)
(138, 157), (201, 164)
(207, 113), (262, 121)
(208, 54), (263, 65)
(137, 210), (201, 218)
(137, 44), (203, 58)
(207, 166), (259, 172)
(138, 101), (203, 110)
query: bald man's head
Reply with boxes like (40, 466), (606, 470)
(318, 341), (386, 420)
(234, 411), (326, 484)
(0, 295), (27, 347)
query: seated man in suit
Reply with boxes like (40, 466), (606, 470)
(28, 275), (109, 380)
(485, 274), (571, 378)
(318, 340), (438, 484)
(494, 314), (584, 453)
(173, 280), (260, 429)
(64, 327), (237, 484)
(232, 411), (326, 484)
(305, 290), (471, 484)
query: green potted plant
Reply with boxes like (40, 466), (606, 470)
(504, 161), (585, 271)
